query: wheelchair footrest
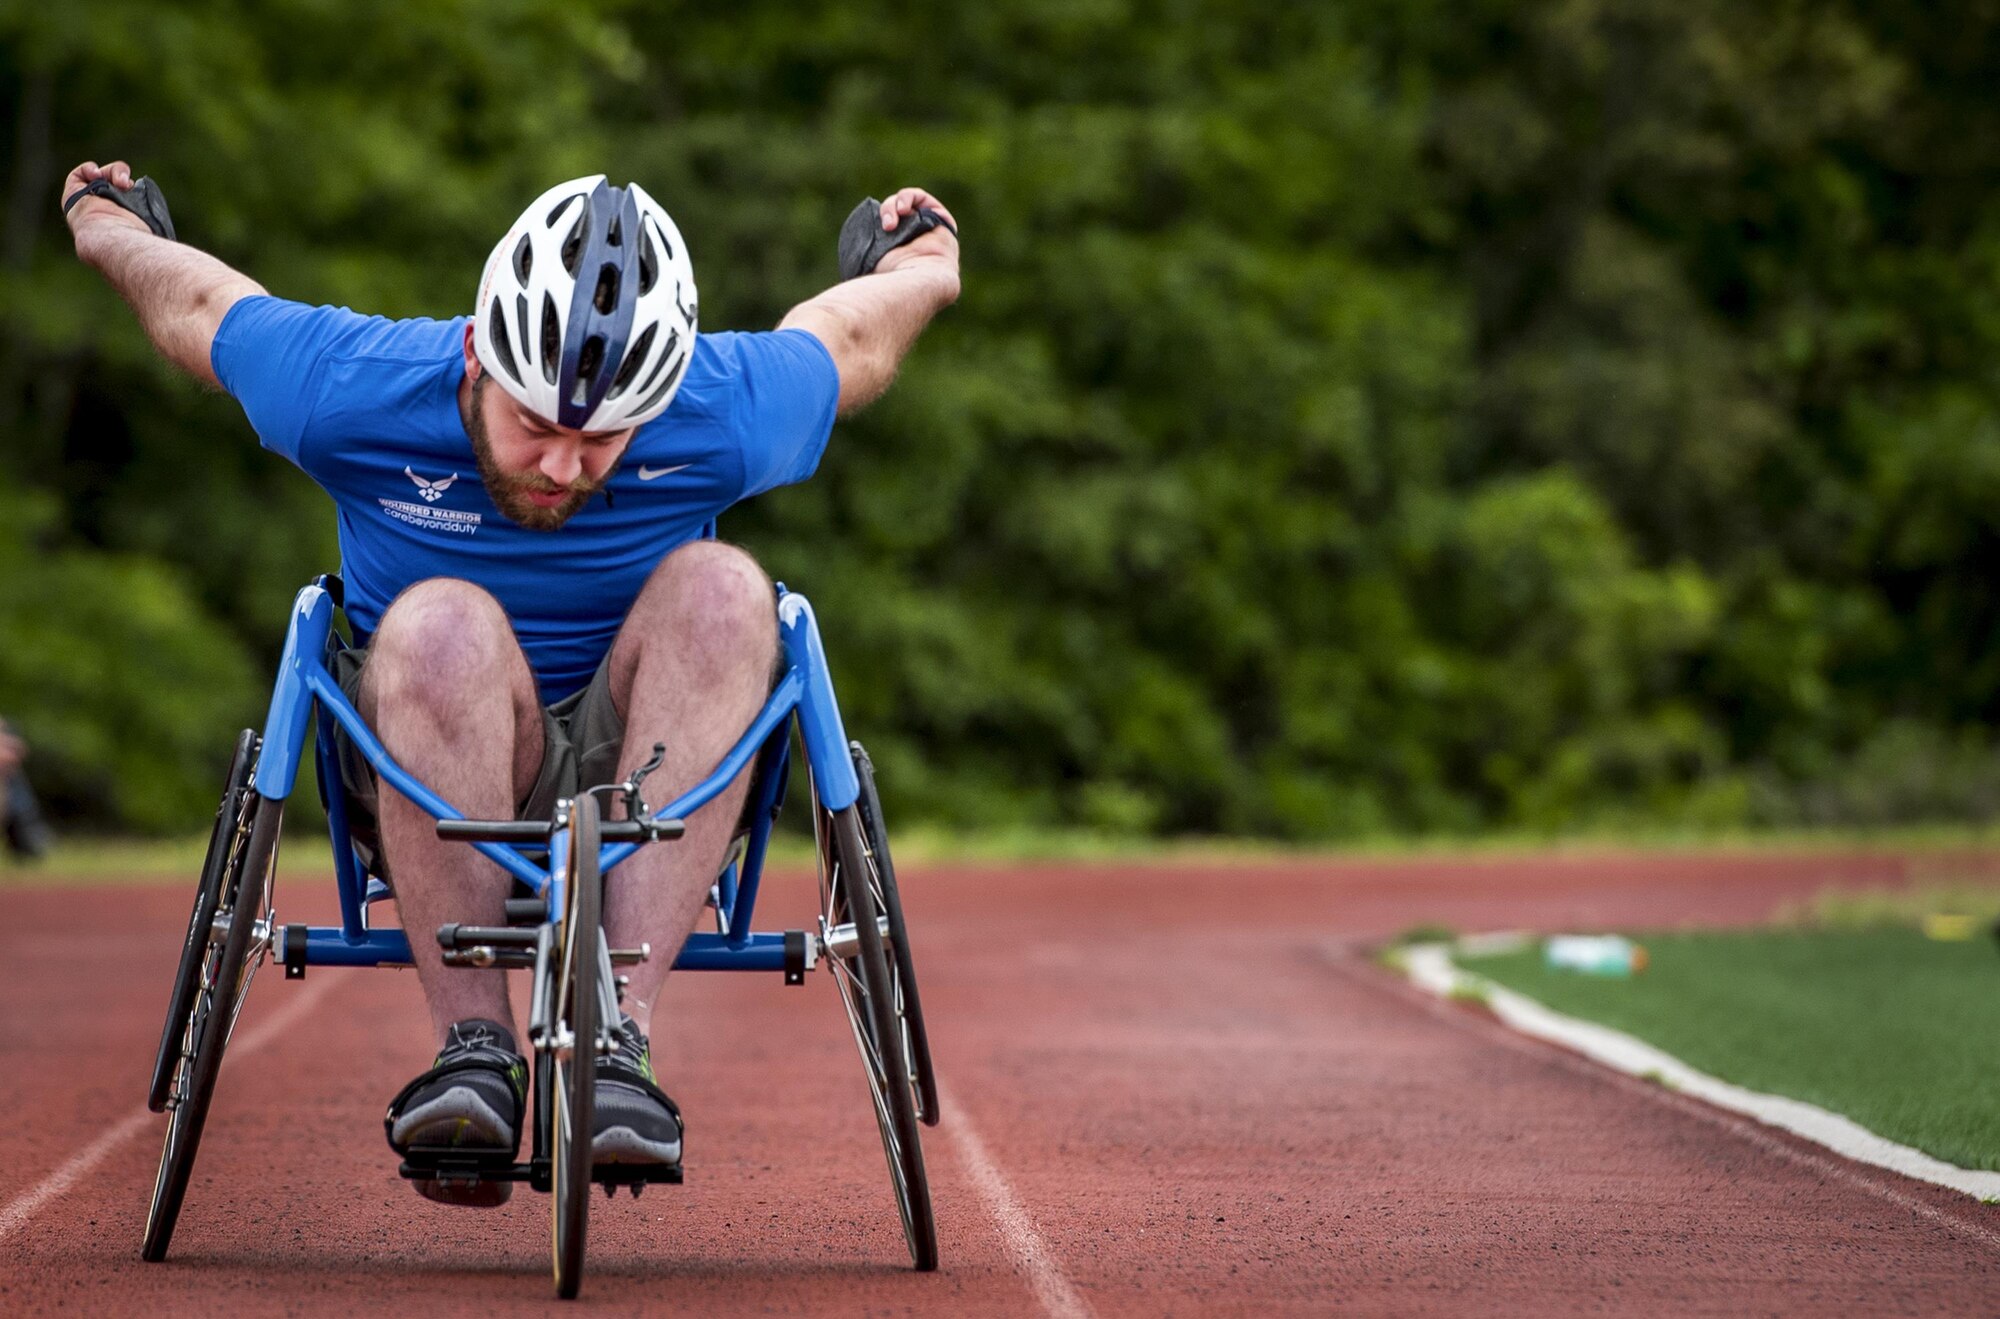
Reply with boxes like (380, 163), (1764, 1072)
(396, 1148), (683, 1192)
(594, 1163), (684, 1188)
(592, 1167), (680, 1199)
(398, 1147), (530, 1183)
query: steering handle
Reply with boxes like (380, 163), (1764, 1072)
(436, 816), (686, 844)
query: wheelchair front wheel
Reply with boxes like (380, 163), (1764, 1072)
(821, 802), (938, 1271)
(551, 793), (601, 1300)
(141, 778), (283, 1262)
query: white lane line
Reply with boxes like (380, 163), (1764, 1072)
(937, 1078), (1095, 1319)
(0, 974), (335, 1244)
(0, 1111), (154, 1243)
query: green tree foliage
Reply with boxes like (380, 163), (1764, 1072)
(0, 488), (252, 829)
(3, 0), (1998, 836)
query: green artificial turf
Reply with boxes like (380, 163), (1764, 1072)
(1461, 927), (2000, 1171)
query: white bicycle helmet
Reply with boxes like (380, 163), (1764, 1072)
(473, 175), (698, 431)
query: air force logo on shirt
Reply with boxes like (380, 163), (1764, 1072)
(406, 466), (458, 501)
(379, 466), (482, 535)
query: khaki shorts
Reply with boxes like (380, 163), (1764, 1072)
(332, 646), (626, 879)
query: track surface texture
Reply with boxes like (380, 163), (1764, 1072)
(6, 848), (2000, 1315)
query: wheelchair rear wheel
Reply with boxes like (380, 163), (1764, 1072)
(819, 795), (938, 1271)
(551, 793), (601, 1300)
(142, 743), (283, 1262)
(851, 742), (939, 1127)
(149, 729), (256, 1113)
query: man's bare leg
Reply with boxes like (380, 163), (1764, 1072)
(601, 540), (779, 1030)
(361, 578), (546, 1046)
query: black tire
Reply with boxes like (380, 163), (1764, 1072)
(825, 804), (938, 1271)
(551, 793), (601, 1300)
(149, 730), (257, 1113)
(141, 787), (283, 1263)
(850, 742), (938, 1127)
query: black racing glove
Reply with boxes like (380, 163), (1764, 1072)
(837, 197), (956, 280)
(62, 176), (177, 242)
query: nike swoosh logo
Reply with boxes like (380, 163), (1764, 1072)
(637, 463), (692, 481)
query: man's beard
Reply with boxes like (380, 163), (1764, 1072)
(465, 373), (607, 531)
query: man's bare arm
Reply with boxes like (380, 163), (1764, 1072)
(779, 188), (960, 416)
(63, 161), (267, 389)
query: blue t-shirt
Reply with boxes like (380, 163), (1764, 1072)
(212, 296), (838, 703)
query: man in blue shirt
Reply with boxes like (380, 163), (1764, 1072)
(64, 161), (959, 1205)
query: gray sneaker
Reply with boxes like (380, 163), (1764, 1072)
(385, 1018), (528, 1207)
(592, 1015), (683, 1167)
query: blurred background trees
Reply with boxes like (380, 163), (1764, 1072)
(4, 0), (2000, 839)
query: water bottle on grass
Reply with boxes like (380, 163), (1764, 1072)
(1544, 934), (1647, 977)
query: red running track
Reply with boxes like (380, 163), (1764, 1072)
(5, 849), (2000, 1315)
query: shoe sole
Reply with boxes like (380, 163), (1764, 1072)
(391, 1088), (518, 1208)
(592, 1125), (682, 1167)
(389, 1088), (517, 1153)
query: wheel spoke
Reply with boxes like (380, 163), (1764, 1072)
(832, 969), (889, 1085)
(834, 973), (901, 1152)
(835, 843), (926, 1105)
(552, 1058), (569, 1151)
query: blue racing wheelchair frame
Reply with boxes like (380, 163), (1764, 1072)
(139, 574), (939, 1298)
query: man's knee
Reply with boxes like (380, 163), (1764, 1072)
(660, 542), (774, 635)
(365, 578), (524, 711)
(627, 541), (778, 673)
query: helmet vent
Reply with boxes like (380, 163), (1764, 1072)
(487, 301), (522, 385)
(638, 225), (659, 295)
(633, 347), (687, 417)
(515, 292), (531, 361)
(574, 335), (605, 405)
(540, 293), (560, 385)
(560, 210), (586, 275)
(608, 323), (656, 398)
(593, 263), (620, 314)
(606, 213), (623, 247)
(633, 327), (679, 397)
(546, 195), (581, 228)
(512, 234), (533, 285)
